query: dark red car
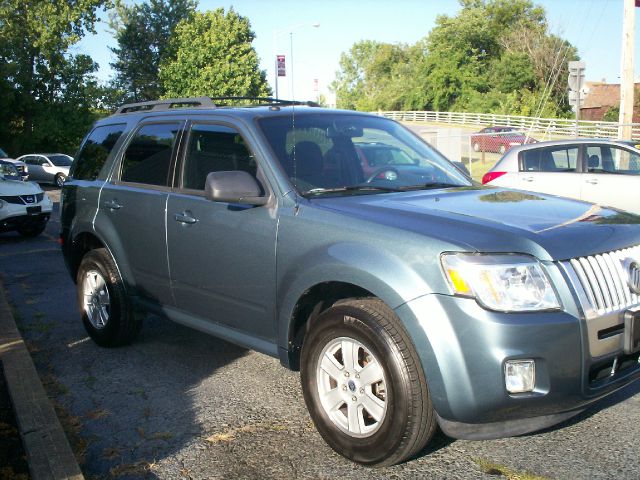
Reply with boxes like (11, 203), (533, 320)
(471, 126), (536, 154)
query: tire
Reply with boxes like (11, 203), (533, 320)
(76, 248), (141, 347)
(17, 222), (46, 237)
(498, 145), (506, 154)
(300, 298), (437, 467)
(473, 142), (480, 152)
(54, 173), (66, 187)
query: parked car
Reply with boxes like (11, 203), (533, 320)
(17, 153), (73, 186)
(355, 142), (471, 180)
(482, 138), (640, 214)
(355, 142), (419, 176)
(61, 97), (640, 467)
(0, 148), (29, 181)
(0, 160), (52, 236)
(471, 126), (536, 154)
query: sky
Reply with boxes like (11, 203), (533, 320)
(73, 0), (639, 103)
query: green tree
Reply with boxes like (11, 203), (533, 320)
(0, 0), (107, 154)
(331, 40), (414, 111)
(159, 8), (270, 98)
(332, 0), (578, 117)
(109, 0), (197, 102)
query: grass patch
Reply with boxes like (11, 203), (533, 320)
(84, 375), (97, 391)
(85, 408), (110, 421)
(53, 402), (88, 465)
(205, 422), (290, 444)
(22, 320), (55, 334)
(109, 460), (158, 477)
(475, 458), (549, 480)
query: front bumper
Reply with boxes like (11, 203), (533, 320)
(0, 199), (52, 233)
(396, 293), (640, 439)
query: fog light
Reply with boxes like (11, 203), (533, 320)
(505, 360), (535, 393)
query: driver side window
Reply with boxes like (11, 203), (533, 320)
(182, 124), (257, 191)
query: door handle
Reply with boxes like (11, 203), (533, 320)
(103, 200), (122, 210)
(585, 179), (598, 185)
(174, 212), (198, 225)
(522, 176), (534, 182)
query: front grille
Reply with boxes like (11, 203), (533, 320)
(0, 193), (44, 205)
(562, 245), (640, 314)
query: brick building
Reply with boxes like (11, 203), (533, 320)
(580, 81), (640, 122)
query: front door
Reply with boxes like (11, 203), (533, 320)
(166, 122), (278, 342)
(581, 144), (640, 214)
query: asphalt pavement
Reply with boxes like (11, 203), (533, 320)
(0, 187), (639, 479)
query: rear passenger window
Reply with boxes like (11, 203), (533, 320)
(72, 124), (126, 181)
(521, 147), (578, 172)
(181, 124), (256, 190)
(120, 123), (182, 186)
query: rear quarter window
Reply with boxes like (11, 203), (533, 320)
(72, 124), (127, 181)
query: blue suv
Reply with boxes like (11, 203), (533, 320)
(60, 97), (640, 466)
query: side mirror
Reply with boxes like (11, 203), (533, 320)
(205, 171), (267, 206)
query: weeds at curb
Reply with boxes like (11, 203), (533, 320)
(475, 458), (549, 480)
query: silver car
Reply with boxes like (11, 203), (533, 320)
(17, 153), (73, 187)
(482, 138), (640, 214)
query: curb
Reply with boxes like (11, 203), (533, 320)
(0, 280), (84, 480)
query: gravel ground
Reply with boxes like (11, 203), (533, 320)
(0, 188), (638, 479)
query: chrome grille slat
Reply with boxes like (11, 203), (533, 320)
(603, 253), (626, 305)
(581, 257), (605, 310)
(570, 258), (597, 308)
(596, 254), (618, 307)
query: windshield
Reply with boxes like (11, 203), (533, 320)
(0, 162), (20, 180)
(49, 154), (73, 166)
(258, 113), (471, 196)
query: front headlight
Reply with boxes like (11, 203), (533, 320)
(441, 253), (561, 312)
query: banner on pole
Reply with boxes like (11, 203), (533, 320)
(277, 55), (286, 77)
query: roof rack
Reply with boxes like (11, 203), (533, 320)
(114, 97), (215, 114)
(208, 96), (320, 107)
(114, 96), (319, 114)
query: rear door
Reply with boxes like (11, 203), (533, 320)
(517, 144), (582, 200)
(24, 156), (45, 181)
(96, 120), (184, 303)
(166, 121), (278, 343)
(582, 144), (640, 213)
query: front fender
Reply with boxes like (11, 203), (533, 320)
(276, 241), (435, 350)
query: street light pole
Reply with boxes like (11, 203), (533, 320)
(272, 22), (320, 100)
(290, 32), (294, 101)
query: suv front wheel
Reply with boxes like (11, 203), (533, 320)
(300, 298), (437, 466)
(76, 248), (141, 347)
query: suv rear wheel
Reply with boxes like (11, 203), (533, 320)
(76, 248), (141, 347)
(300, 298), (437, 466)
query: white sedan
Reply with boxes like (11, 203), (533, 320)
(16, 153), (73, 187)
(482, 139), (640, 214)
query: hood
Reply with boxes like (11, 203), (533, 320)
(0, 179), (43, 195)
(312, 186), (640, 261)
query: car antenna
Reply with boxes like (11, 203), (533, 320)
(291, 100), (299, 212)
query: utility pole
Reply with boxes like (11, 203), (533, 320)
(618, 0), (635, 139)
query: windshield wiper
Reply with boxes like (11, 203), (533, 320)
(303, 185), (404, 196)
(398, 182), (462, 191)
